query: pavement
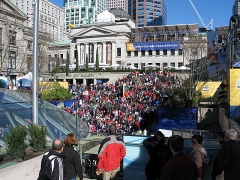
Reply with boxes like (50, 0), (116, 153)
(0, 155), (96, 180)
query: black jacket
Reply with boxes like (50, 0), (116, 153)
(38, 150), (66, 180)
(62, 145), (83, 180)
(211, 140), (240, 180)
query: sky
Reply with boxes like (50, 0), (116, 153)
(50, 0), (235, 29)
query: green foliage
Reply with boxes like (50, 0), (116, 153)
(75, 50), (79, 72)
(53, 54), (60, 73)
(3, 126), (27, 160)
(41, 84), (72, 101)
(86, 54), (89, 71)
(96, 48), (99, 71)
(66, 51), (70, 75)
(28, 124), (47, 152)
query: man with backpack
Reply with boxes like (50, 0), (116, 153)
(37, 139), (66, 180)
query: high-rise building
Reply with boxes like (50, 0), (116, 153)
(106, 0), (128, 12)
(233, 0), (240, 15)
(64, 0), (106, 31)
(9, 0), (68, 41)
(128, 0), (167, 27)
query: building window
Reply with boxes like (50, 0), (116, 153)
(141, 50), (145, 56)
(117, 48), (121, 57)
(171, 49), (175, 56)
(163, 63), (167, 68)
(134, 51), (138, 56)
(8, 51), (16, 69)
(163, 50), (167, 55)
(148, 50), (152, 56)
(127, 51), (131, 57)
(178, 62), (183, 67)
(9, 31), (16, 45)
(178, 49), (183, 55)
(156, 50), (160, 55)
(170, 63), (175, 67)
(134, 63), (138, 68)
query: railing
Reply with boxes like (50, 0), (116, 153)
(78, 131), (223, 180)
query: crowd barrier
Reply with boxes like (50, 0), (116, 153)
(78, 131), (223, 180)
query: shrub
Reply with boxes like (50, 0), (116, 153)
(3, 126), (27, 160)
(28, 124), (47, 152)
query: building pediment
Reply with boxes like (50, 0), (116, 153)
(0, 0), (28, 21)
(72, 26), (118, 38)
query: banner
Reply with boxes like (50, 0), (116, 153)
(130, 41), (181, 51)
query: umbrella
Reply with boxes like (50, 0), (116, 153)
(163, 66), (175, 69)
(0, 76), (7, 88)
(111, 64), (121, 67)
(176, 66), (190, 70)
(143, 64), (160, 68)
(127, 65), (137, 70)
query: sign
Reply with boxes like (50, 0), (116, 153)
(236, 79), (240, 89)
(201, 86), (210, 92)
(132, 41), (181, 51)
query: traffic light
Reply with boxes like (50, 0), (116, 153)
(218, 79), (228, 99)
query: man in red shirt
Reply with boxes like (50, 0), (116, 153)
(97, 125), (126, 180)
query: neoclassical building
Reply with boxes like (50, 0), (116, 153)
(48, 9), (207, 72)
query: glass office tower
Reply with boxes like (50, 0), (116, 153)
(64, 0), (106, 31)
(128, 0), (167, 27)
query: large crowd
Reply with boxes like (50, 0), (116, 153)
(65, 70), (183, 134)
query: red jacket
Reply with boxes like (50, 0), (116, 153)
(97, 135), (126, 172)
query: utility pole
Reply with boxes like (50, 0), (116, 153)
(32, 0), (39, 124)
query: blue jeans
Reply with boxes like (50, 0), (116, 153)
(69, 178), (76, 180)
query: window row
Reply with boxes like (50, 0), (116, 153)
(116, 48), (182, 57)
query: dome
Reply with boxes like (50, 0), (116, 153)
(109, 8), (131, 19)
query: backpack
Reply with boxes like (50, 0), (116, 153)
(38, 156), (58, 180)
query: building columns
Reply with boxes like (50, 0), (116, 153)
(94, 43), (97, 63)
(103, 42), (106, 64)
(111, 41), (116, 65)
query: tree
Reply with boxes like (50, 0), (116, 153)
(86, 54), (89, 71)
(96, 47), (99, 71)
(180, 35), (209, 105)
(75, 49), (79, 72)
(66, 51), (70, 76)
(53, 54), (60, 73)
(41, 83), (72, 101)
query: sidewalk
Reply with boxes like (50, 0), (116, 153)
(0, 155), (96, 180)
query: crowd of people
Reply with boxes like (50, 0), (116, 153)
(37, 128), (240, 180)
(65, 70), (183, 134)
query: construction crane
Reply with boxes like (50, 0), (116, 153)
(189, 0), (213, 30)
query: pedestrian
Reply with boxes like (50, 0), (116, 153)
(143, 130), (165, 180)
(161, 135), (198, 180)
(37, 139), (65, 180)
(158, 136), (172, 179)
(97, 124), (126, 180)
(189, 135), (209, 180)
(211, 129), (240, 180)
(62, 133), (83, 180)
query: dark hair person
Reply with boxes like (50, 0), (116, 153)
(62, 133), (83, 180)
(189, 135), (209, 180)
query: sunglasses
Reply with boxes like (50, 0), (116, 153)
(191, 141), (197, 145)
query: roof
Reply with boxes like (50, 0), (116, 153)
(49, 40), (71, 47)
(109, 8), (131, 19)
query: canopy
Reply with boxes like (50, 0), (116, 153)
(143, 65), (160, 68)
(126, 65), (137, 70)
(17, 72), (32, 81)
(0, 76), (7, 88)
(175, 66), (190, 70)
